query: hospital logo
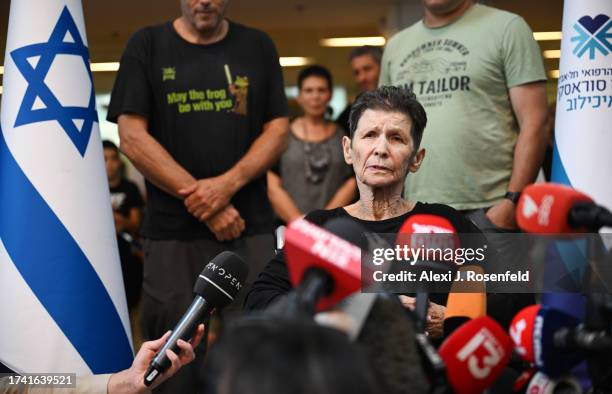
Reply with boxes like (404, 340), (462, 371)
(571, 14), (612, 60)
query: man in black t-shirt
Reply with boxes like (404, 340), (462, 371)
(107, 1), (289, 392)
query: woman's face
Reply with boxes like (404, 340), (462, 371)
(343, 109), (424, 189)
(297, 76), (332, 118)
(104, 148), (122, 181)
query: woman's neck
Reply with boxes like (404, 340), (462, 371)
(295, 116), (332, 142)
(302, 114), (326, 127)
(346, 184), (414, 221)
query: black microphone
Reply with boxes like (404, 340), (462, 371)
(568, 201), (612, 231)
(144, 251), (248, 386)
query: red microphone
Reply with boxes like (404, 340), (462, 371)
(509, 304), (539, 364)
(396, 214), (460, 260)
(439, 316), (513, 394)
(284, 218), (363, 312)
(516, 183), (611, 233)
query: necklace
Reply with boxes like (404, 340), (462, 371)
(302, 120), (331, 184)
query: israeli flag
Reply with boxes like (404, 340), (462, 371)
(0, 0), (133, 374)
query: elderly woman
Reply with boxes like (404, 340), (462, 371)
(246, 86), (517, 336)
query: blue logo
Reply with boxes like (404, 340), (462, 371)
(571, 14), (612, 60)
(10, 6), (98, 157)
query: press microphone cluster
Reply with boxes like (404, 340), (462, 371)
(144, 251), (249, 386)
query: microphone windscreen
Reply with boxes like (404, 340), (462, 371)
(509, 304), (539, 364)
(284, 218), (362, 311)
(357, 295), (430, 394)
(194, 251), (249, 308)
(534, 306), (582, 377)
(517, 183), (593, 234)
(525, 371), (583, 394)
(439, 316), (512, 394)
(396, 214), (460, 259)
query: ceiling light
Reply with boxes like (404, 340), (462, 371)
(543, 50), (561, 59)
(534, 32), (562, 41)
(279, 57), (314, 67)
(320, 36), (386, 47)
(89, 62), (120, 72)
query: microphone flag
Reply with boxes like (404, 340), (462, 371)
(0, 0), (133, 374)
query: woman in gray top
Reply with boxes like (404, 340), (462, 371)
(268, 65), (357, 223)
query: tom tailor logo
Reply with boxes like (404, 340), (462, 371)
(162, 67), (176, 81)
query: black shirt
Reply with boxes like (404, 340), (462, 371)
(244, 202), (483, 310)
(244, 203), (528, 328)
(110, 179), (144, 218)
(107, 21), (288, 240)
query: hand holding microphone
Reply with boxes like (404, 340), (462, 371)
(144, 251), (248, 386)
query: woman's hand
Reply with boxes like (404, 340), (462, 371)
(398, 295), (446, 338)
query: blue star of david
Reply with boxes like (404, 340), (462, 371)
(10, 6), (98, 156)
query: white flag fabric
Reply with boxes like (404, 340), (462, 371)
(552, 0), (612, 211)
(0, 0), (133, 374)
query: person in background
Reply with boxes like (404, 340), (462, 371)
(103, 140), (144, 311)
(336, 46), (383, 134)
(106, 0), (288, 391)
(268, 65), (356, 224)
(379, 0), (547, 305)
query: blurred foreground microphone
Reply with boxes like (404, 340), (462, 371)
(439, 316), (512, 394)
(284, 218), (363, 314)
(517, 183), (612, 233)
(510, 305), (539, 364)
(144, 251), (248, 386)
(396, 214), (460, 326)
(509, 305), (583, 378)
(525, 371), (583, 394)
(443, 267), (487, 339)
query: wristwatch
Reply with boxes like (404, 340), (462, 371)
(504, 191), (521, 204)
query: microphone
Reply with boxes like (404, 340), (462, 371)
(443, 268), (487, 339)
(356, 294), (431, 394)
(517, 183), (612, 233)
(510, 305), (584, 378)
(283, 217), (364, 313)
(395, 214), (461, 307)
(525, 371), (583, 394)
(509, 304), (539, 364)
(438, 316), (513, 394)
(144, 251), (248, 386)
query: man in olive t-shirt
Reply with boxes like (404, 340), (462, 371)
(379, 0), (548, 231)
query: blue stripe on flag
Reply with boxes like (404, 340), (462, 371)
(0, 127), (132, 373)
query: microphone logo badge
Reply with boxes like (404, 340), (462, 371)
(522, 194), (554, 227)
(522, 195), (539, 219)
(411, 223), (454, 234)
(204, 262), (243, 292)
(509, 319), (527, 356)
(457, 327), (506, 380)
